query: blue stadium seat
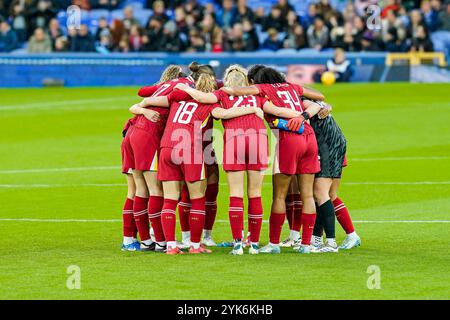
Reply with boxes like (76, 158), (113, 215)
(134, 9), (153, 27)
(90, 9), (110, 21)
(111, 9), (125, 21)
(119, 0), (146, 10)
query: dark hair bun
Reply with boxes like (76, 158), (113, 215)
(189, 61), (200, 72)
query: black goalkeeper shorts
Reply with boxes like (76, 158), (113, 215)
(315, 139), (346, 179)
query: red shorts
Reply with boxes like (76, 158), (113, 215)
(343, 154), (348, 167)
(158, 147), (207, 182)
(121, 124), (162, 173)
(274, 132), (320, 175)
(223, 133), (268, 171)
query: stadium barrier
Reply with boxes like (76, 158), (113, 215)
(0, 52), (448, 88)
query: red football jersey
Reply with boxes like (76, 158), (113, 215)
(255, 83), (314, 135)
(213, 90), (267, 138)
(160, 90), (220, 150)
(134, 77), (195, 130)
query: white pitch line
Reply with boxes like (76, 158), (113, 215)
(0, 218), (448, 224)
(1, 181), (450, 189)
(0, 155), (448, 175)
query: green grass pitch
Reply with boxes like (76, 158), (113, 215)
(0, 83), (449, 300)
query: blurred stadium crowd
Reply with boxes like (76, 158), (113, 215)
(0, 0), (449, 55)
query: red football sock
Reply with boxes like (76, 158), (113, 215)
(189, 197), (206, 243)
(301, 213), (317, 245)
(285, 194), (295, 230)
(292, 194), (302, 232)
(204, 183), (218, 230)
(161, 198), (178, 242)
(269, 212), (285, 244)
(133, 196), (150, 242)
(248, 197), (263, 243)
(333, 197), (355, 234)
(229, 197), (244, 240)
(122, 198), (134, 237)
(178, 185), (191, 232)
(148, 196), (165, 242)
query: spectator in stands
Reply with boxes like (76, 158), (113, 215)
(303, 3), (318, 28)
(143, 16), (163, 51)
(122, 6), (140, 30)
(9, 0), (27, 43)
(95, 17), (109, 41)
(118, 34), (130, 52)
(0, 19), (19, 52)
(381, 10), (407, 51)
(277, 0), (295, 17)
(185, 13), (196, 31)
(342, 2), (357, 23)
(91, 0), (119, 10)
(174, 6), (189, 35)
(329, 12), (345, 48)
(110, 18), (125, 49)
(211, 27), (224, 52)
(342, 21), (357, 51)
(183, 0), (204, 22)
(224, 22), (245, 51)
(254, 6), (265, 25)
(286, 10), (300, 30)
(421, 0), (439, 32)
(28, 27), (52, 52)
(284, 23), (307, 50)
(217, 0), (236, 30)
(48, 18), (62, 49)
(437, 1), (450, 31)
(262, 28), (283, 51)
(234, 0), (254, 24)
(150, 0), (169, 24)
(186, 29), (205, 52)
(361, 31), (380, 51)
(352, 15), (366, 50)
(27, 0), (57, 36)
(307, 17), (329, 50)
(410, 24), (434, 51)
(95, 29), (112, 53)
(54, 36), (68, 52)
(314, 48), (352, 82)
(159, 20), (185, 52)
(241, 18), (259, 51)
(316, 0), (335, 20)
(70, 24), (95, 52)
(262, 5), (286, 32)
(201, 13), (216, 51)
(129, 24), (144, 52)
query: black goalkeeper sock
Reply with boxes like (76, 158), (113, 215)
(318, 200), (336, 239)
(312, 203), (324, 237)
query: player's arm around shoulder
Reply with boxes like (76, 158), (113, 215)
(303, 99), (331, 119)
(174, 83), (218, 104)
(302, 85), (325, 101)
(211, 105), (263, 120)
(220, 85), (260, 96)
(262, 101), (301, 118)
